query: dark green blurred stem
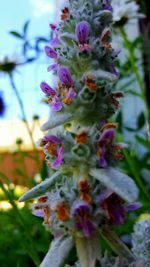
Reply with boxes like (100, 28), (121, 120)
(120, 28), (150, 131)
(0, 174), (40, 266)
(9, 74), (41, 171)
(100, 226), (135, 263)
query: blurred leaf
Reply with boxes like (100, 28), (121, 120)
(9, 31), (23, 39)
(127, 90), (141, 97)
(136, 135), (150, 150)
(131, 36), (142, 50)
(115, 111), (123, 133)
(137, 112), (145, 130)
(23, 20), (30, 37)
(125, 127), (137, 132)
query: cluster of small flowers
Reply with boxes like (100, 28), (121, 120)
(32, 180), (140, 238)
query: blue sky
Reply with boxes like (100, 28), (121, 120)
(0, 0), (55, 121)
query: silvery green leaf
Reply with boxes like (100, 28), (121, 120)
(90, 168), (138, 202)
(19, 171), (61, 202)
(84, 70), (118, 82)
(40, 236), (73, 267)
(75, 233), (101, 267)
(41, 112), (73, 131)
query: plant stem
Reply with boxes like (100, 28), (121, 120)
(120, 28), (150, 131)
(9, 74), (41, 172)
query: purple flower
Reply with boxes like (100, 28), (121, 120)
(71, 200), (94, 237)
(51, 96), (62, 112)
(47, 63), (59, 72)
(67, 88), (76, 99)
(50, 34), (59, 47)
(99, 147), (107, 168)
(0, 92), (5, 117)
(45, 46), (58, 59)
(76, 21), (90, 45)
(42, 135), (64, 169)
(49, 23), (57, 31)
(125, 203), (142, 211)
(109, 64), (119, 76)
(58, 67), (73, 87)
(96, 129), (115, 168)
(40, 82), (56, 96)
(102, 0), (113, 12)
(100, 192), (141, 225)
(43, 135), (61, 145)
(51, 146), (64, 168)
(99, 128), (115, 145)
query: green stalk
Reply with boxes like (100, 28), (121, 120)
(120, 28), (150, 130)
(9, 74), (41, 172)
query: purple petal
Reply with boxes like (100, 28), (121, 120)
(76, 21), (89, 44)
(71, 200), (91, 216)
(47, 63), (59, 72)
(110, 64), (119, 76)
(102, 0), (113, 12)
(67, 88), (76, 100)
(58, 67), (73, 87)
(100, 129), (114, 143)
(50, 34), (59, 47)
(125, 203), (142, 211)
(51, 96), (62, 111)
(32, 209), (44, 218)
(45, 46), (58, 59)
(51, 146), (64, 168)
(49, 23), (57, 31)
(40, 82), (56, 96)
(82, 220), (94, 237)
(99, 156), (107, 168)
(43, 135), (61, 145)
(112, 207), (125, 225)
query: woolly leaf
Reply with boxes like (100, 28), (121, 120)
(90, 168), (138, 202)
(40, 236), (73, 267)
(84, 70), (118, 82)
(19, 171), (61, 202)
(41, 112), (73, 131)
(75, 233), (101, 267)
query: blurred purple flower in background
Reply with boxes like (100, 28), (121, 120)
(0, 91), (5, 117)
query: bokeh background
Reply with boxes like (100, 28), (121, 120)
(0, 0), (150, 266)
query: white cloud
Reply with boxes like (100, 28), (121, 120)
(30, 0), (55, 18)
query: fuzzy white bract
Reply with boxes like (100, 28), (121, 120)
(112, 0), (144, 24)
